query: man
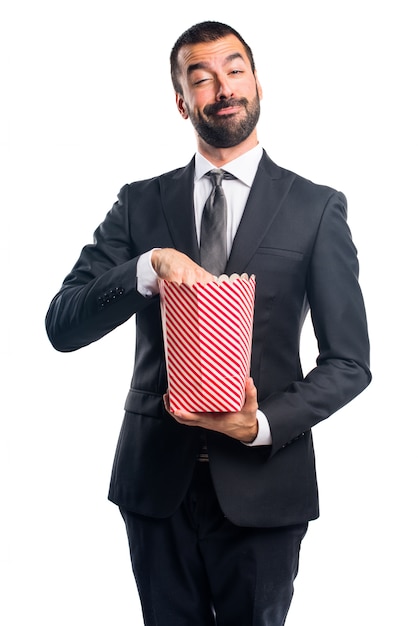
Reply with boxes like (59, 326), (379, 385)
(46, 21), (371, 626)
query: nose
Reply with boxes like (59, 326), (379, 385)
(215, 75), (233, 100)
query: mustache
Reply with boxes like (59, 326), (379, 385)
(203, 98), (248, 116)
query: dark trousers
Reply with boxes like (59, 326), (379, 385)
(120, 462), (308, 626)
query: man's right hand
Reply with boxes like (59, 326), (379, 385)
(151, 248), (215, 287)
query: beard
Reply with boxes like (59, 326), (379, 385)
(186, 92), (261, 148)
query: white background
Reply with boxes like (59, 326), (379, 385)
(2, 1), (417, 624)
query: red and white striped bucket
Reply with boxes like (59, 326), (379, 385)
(160, 274), (256, 412)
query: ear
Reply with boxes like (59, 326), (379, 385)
(176, 93), (189, 119)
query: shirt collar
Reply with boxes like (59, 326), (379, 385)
(194, 144), (263, 187)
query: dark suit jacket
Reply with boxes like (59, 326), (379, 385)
(46, 151), (371, 527)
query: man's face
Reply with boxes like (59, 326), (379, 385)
(175, 35), (262, 149)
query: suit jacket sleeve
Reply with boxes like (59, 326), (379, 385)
(45, 184), (147, 352)
(258, 191), (371, 455)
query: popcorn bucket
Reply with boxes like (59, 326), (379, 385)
(160, 274), (256, 413)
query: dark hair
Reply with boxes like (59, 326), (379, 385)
(170, 21), (256, 95)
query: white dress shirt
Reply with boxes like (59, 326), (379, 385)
(136, 144), (272, 446)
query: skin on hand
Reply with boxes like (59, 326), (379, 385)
(152, 248), (215, 286)
(163, 377), (259, 443)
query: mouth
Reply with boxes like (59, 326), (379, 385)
(215, 105), (242, 116)
(204, 98), (247, 118)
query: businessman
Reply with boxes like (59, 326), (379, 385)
(46, 20), (371, 625)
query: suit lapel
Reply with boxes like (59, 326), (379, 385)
(158, 152), (296, 274)
(159, 158), (200, 264)
(225, 152), (296, 274)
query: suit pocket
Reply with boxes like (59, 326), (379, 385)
(124, 388), (164, 418)
(256, 247), (303, 261)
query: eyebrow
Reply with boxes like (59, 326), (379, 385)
(187, 52), (245, 75)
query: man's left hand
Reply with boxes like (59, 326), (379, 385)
(163, 377), (259, 443)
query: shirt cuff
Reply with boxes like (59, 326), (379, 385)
(136, 249), (160, 297)
(242, 410), (272, 446)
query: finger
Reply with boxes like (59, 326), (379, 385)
(182, 267), (214, 287)
(245, 377), (257, 396)
(243, 377), (258, 411)
(173, 408), (199, 421)
(163, 392), (170, 413)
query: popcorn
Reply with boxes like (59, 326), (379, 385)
(160, 274), (256, 412)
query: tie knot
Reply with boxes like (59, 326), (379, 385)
(206, 168), (235, 187)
